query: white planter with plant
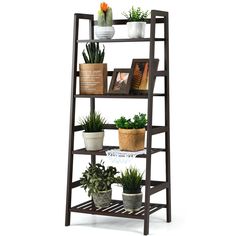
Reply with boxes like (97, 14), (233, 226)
(114, 113), (147, 151)
(80, 112), (106, 151)
(118, 167), (143, 212)
(95, 2), (115, 39)
(122, 7), (149, 38)
(80, 161), (118, 208)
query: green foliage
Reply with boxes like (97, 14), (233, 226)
(79, 161), (118, 197)
(82, 42), (105, 63)
(117, 167), (143, 194)
(79, 112), (106, 132)
(98, 8), (113, 26)
(122, 6), (149, 22)
(114, 113), (147, 129)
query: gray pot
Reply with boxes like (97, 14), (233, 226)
(92, 189), (112, 208)
(82, 131), (104, 151)
(122, 192), (143, 212)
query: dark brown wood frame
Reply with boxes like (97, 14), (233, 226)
(130, 59), (159, 94)
(108, 68), (131, 94)
(65, 10), (171, 236)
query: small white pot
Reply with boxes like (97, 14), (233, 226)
(95, 26), (115, 39)
(127, 22), (146, 38)
(82, 131), (104, 151)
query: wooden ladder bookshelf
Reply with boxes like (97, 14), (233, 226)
(65, 10), (171, 235)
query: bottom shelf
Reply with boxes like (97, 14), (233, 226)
(70, 200), (166, 220)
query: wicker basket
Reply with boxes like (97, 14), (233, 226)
(118, 128), (145, 151)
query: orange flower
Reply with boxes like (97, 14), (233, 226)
(100, 2), (109, 12)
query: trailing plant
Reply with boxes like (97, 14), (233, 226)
(122, 6), (149, 22)
(82, 42), (105, 63)
(98, 2), (113, 26)
(114, 113), (147, 129)
(79, 112), (106, 132)
(117, 167), (143, 194)
(80, 161), (118, 197)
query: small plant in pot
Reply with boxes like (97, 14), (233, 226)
(79, 42), (107, 95)
(122, 6), (149, 38)
(95, 2), (115, 39)
(117, 167), (143, 212)
(114, 113), (147, 151)
(80, 161), (118, 208)
(80, 112), (106, 151)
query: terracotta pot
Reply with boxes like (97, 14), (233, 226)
(118, 128), (145, 151)
(79, 63), (107, 95)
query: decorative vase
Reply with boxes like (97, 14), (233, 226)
(118, 128), (145, 151)
(95, 26), (115, 39)
(122, 192), (143, 212)
(82, 131), (104, 151)
(92, 189), (112, 208)
(127, 22), (146, 38)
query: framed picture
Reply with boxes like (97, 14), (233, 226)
(130, 59), (159, 93)
(108, 69), (131, 94)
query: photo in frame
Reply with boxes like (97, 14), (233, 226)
(130, 59), (159, 94)
(108, 69), (131, 94)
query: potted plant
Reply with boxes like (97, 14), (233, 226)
(95, 2), (115, 39)
(80, 161), (118, 208)
(79, 42), (107, 94)
(122, 6), (149, 38)
(114, 113), (147, 151)
(80, 112), (106, 151)
(117, 167), (143, 212)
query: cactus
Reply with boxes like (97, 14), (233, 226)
(82, 42), (105, 63)
(98, 2), (113, 27)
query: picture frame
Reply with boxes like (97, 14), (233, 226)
(130, 59), (159, 94)
(108, 69), (131, 94)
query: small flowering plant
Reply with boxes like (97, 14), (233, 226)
(98, 2), (113, 26)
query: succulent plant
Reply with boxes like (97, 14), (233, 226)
(98, 2), (113, 26)
(82, 42), (105, 63)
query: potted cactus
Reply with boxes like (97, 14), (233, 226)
(122, 6), (149, 38)
(79, 42), (107, 94)
(95, 2), (115, 39)
(114, 113), (147, 151)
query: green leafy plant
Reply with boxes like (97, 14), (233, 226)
(80, 112), (106, 132)
(114, 113), (147, 129)
(80, 161), (118, 197)
(122, 6), (149, 22)
(117, 167), (143, 194)
(98, 2), (113, 26)
(82, 42), (105, 63)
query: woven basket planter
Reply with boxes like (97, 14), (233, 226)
(118, 128), (145, 151)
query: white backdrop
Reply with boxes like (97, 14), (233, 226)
(1, 0), (236, 235)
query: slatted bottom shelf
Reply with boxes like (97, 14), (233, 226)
(70, 200), (166, 219)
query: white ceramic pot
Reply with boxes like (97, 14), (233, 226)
(127, 22), (146, 38)
(82, 131), (104, 151)
(95, 26), (115, 39)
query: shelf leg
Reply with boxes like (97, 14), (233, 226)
(164, 13), (171, 223)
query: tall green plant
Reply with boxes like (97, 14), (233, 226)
(79, 112), (106, 132)
(82, 42), (105, 63)
(80, 161), (118, 197)
(117, 167), (143, 194)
